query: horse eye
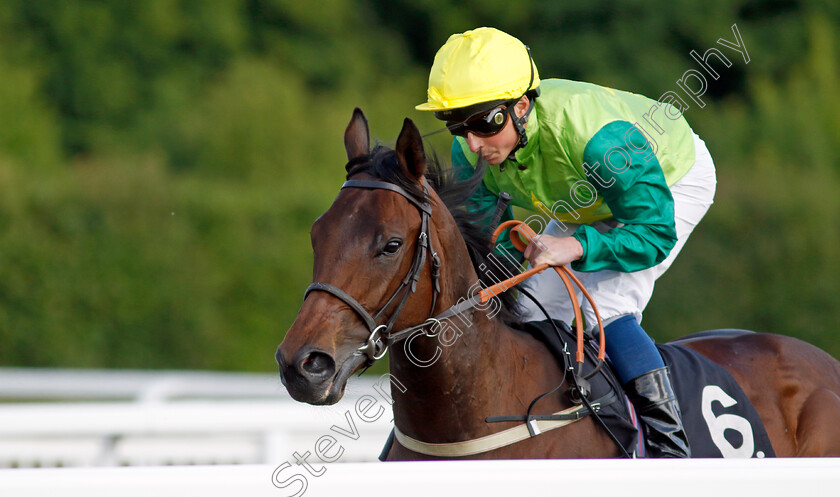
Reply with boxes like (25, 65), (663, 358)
(382, 239), (403, 256)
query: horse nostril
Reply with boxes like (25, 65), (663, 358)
(299, 351), (336, 381)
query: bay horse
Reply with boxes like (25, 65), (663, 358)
(276, 108), (840, 458)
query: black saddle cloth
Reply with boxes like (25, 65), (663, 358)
(516, 319), (776, 458)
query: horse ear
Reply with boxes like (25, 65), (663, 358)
(395, 117), (426, 181)
(344, 108), (370, 167)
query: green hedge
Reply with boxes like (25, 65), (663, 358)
(0, 1), (837, 370)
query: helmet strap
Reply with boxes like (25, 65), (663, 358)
(507, 95), (535, 159)
(508, 45), (537, 158)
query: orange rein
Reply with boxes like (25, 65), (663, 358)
(479, 221), (606, 365)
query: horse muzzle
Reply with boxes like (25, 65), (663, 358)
(276, 344), (336, 402)
(277, 343), (368, 405)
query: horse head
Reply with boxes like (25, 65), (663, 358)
(277, 108), (468, 405)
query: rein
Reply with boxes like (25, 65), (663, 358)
(490, 220), (606, 366)
(384, 221), (607, 372)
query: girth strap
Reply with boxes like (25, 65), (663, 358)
(393, 403), (594, 458)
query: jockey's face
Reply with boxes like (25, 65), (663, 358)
(463, 96), (529, 165)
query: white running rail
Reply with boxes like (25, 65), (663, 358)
(0, 368), (288, 402)
(0, 368), (394, 468)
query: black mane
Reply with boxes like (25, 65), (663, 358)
(346, 144), (522, 323)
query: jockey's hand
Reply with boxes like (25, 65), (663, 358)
(523, 234), (584, 269)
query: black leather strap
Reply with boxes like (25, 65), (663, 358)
(305, 282), (379, 333)
(485, 390), (619, 424)
(342, 180), (432, 215)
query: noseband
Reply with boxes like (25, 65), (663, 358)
(304, 178), (441, 364)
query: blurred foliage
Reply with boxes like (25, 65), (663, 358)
(0, 0), (837, 371)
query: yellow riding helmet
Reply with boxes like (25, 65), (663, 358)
(416, 27), (540, 112)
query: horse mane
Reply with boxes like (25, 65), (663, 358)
(346, 144), (523, 323)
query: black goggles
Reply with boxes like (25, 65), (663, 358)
(445, 104), (512, 138)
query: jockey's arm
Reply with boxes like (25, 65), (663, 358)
(569, 120), (678, 273)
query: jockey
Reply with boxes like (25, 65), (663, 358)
(416, 27), (717, 458)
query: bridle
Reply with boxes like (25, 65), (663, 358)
(304, 177), (441, 364)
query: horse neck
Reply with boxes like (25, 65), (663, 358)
(386, 200), (566, 442)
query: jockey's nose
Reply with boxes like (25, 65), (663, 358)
(294, 348), (336, 384)
(465, 132), (483, 153)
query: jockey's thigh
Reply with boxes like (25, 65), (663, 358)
(518, 133), (717, 332)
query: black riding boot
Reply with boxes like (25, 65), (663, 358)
(626, 366), (691, 458)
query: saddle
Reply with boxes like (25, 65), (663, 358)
(516, 319), (776, 458)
